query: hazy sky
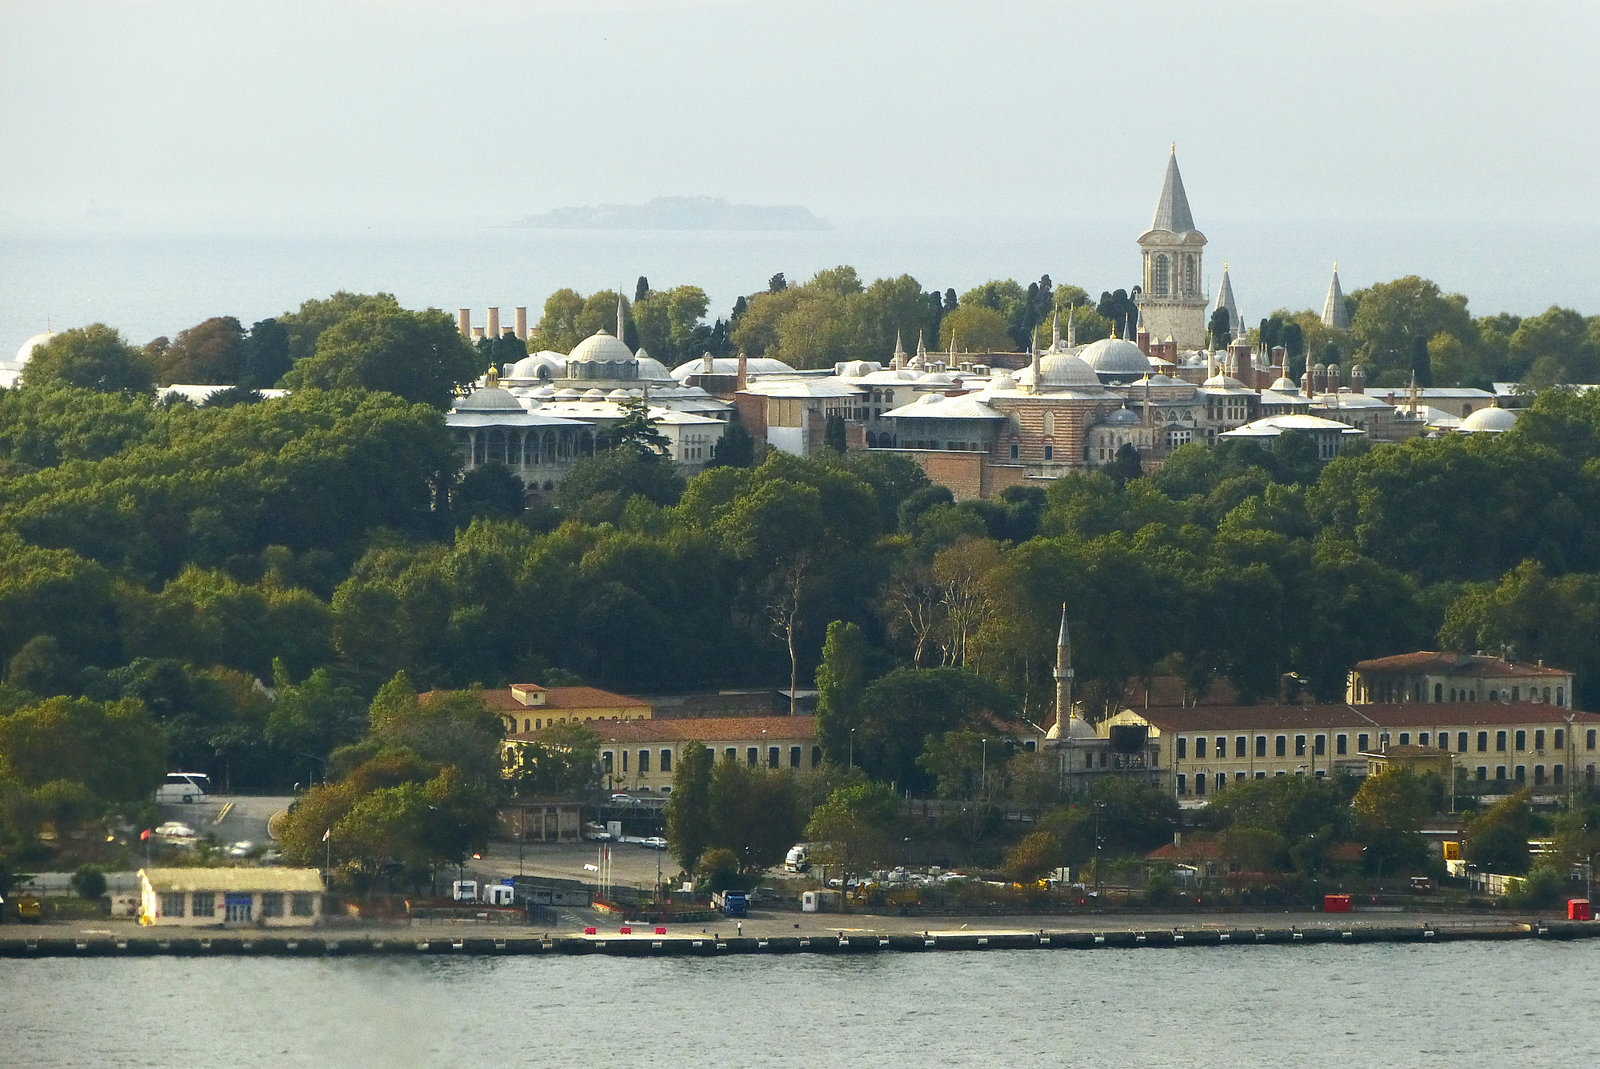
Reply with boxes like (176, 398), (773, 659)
(4, 0), (1597, 229)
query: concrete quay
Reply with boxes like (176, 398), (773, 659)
(4, 911), (1596, 958)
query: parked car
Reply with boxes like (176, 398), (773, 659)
(641, 836), (669, 850)
(226, 840), (256, 858)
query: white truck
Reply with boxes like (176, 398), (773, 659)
(785, 844), (810, 872)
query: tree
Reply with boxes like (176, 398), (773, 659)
(815, 620), (871, 765)
(938, 305), (1013, 353)
(20, 324), (154, 394)
(665, 740), (715, 873)
(455, 463), (525, 524)
(804, 781), (903, 878)
(1465, 789), (1533, 875)
(823, 412), (847, 452)
(1349, 276), (1475, 384)
(156, 316), (247, 386)
(1209, 307), (1232, 350)
(239, 318), (292, 389)
(600, 397), (672, 458)
(854, 666), (1017, 792)
(707, 420), (755, 468)
(1005, 830), (1062, 883)
(706, 761), (806, 873)
(504, 722), (600, 797)
(282, 303), (481, 409)
(554, 448), (685, 524)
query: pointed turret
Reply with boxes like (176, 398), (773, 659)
(1149, 144), (1197, 235)
(1051, 311), (1061, 350)
(1213, 261), (1240, 338)
(1321, 263), (1351, 331)
(1054, 604), (1076, 734)
(1067, 306), (1077, 348)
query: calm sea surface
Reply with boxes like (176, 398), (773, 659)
(2, 219), (1593, 364)
(3, 942), (1597, 1068)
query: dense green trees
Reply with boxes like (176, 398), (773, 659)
(281, 300), (481, 408)
(21, 325), (155, 394)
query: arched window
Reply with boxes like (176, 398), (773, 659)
(1042, 411), (1056, 437)
(1152, 254), (1170, 296)
(1184, 254), (1197, 295)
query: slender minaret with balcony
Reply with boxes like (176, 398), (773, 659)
(1135, 146), (1209, 350)
(1055, 603), (1075, 733)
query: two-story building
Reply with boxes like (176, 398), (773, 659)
(1348, 650), (1574, 708)
(473, 683), (653, 736)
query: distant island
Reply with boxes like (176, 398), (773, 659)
(514, 196), (828, 231)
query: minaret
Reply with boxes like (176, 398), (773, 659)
(616, 294), (626, 344)
(1050, 311), (1061, 351)
(1054, 604), (1076, 734)
(1067, 306), (1077, 348)
(1321, 262), (1351, 331)
(1135, 146), (1209, 350)
(892, 329), (906, 369)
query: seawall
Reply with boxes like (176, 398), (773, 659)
(3, 920), (1596, 958)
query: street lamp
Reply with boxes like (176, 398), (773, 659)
(849, 728), (856, 769)
(981, 738), (988, 798)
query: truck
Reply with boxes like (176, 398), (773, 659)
(784, 844), (810, 872)
(711, 889), (749, 917)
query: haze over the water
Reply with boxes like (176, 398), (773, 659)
(2, 0), (1596, 336)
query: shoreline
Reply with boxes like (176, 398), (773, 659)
(6, 911), (1596, 958)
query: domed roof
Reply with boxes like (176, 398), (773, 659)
(568, 330), (634, 363)
(1460, 406), (1519, 433)
(582, 388), (607, 401)
(989, 370), (1019, 391)
(1268, 375), (1298, 392)
(14, 331), (56, 365)
(1079, 337), (1151, 377)
(454, 385), (525, 412)
(607, 389), (631, 400)
(1103, 407), (1142, 426)
(509, 352), (563, 379)
(1037, 351), (1101, 389)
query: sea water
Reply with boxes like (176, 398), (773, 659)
(3, 941), (1597, 1068)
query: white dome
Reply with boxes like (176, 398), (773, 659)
(555, 388), (581, 400)
(607, 389), (631, 400)
(1103, 407), (1142, 426)
(582, 388), (607, 401)
(14, 331), (56, 365)
(1037, 351), (1101, 389)
(1080, 337), (1151, 378)
(568, 330), (634, 363)
(1268, 376), (1298, 392)
(1460, 406), (1519, 433)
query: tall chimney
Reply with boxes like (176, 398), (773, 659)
(736, 353), (749, 392)
(514, 306), (528, 340)
(1136, 327), (1150, 355)
(486, 307), (501, 339)
(457, 308), (471, 337)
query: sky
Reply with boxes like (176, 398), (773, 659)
(4, 0), (1597, 230)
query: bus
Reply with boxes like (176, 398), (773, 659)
(155, 772), (212, 804)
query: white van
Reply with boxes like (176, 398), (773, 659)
(154, 772), (211, 804)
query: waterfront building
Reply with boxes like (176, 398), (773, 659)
(137, 868), (325, 927)
(507, 716), (822, 794)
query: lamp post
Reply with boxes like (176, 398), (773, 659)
(981, 738), (988, 799)
(849, 728), (856, 769)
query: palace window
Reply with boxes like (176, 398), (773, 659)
(1153, 255), (1171, 296)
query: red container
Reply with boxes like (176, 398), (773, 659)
(1324, 894), (1353, 913)
(1568, 899), (1592, 921)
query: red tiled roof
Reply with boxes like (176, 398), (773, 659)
(473, 685), (651, 713)
(1355, 702), (1599, 727)
(1123, 702), (1595, 733)
(1131, 705), (1373, 732)
(1353, 651), (1570, 678)
(508, 716), (816, 745)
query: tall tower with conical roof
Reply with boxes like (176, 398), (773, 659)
(1135, 147), (1209, 350)
(1054, 604), (1075, 733)
(1213, 262), (1240, 342)
(1321, 263), (1351, 331)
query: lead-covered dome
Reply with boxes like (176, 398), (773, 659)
(1037, 351), (1101, 389)
(568, 330), (634, 364)
(1079, 337), (1151, 380)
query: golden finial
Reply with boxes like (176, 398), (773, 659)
(1170, 142), (1176, 154)
(485, 366), (500, 387)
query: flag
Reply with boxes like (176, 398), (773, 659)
(140, 828), (151, 841)
(322, 828), (331, 842)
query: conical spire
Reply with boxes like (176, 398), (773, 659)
(1051, 311), (1061, 350)
(1214, 261), (1240, 337)
(1053, 603), (1076, 733)
(893, 329), (905, 359)
(1149, 145), (1197, 234)
(616, 294), (626, 343)
(1067, 306), (1077, 348)
(1321, 262), (1350, 331)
